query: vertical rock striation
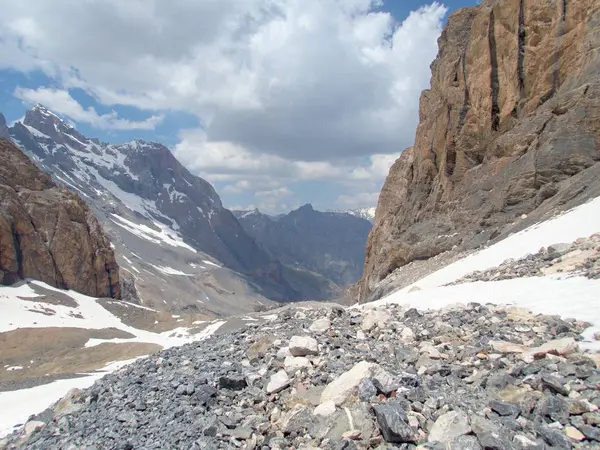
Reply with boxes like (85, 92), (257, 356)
(0, 138), (120, 298)
(359, 0), (600, 302)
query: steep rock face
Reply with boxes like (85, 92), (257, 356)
(359, 0), (600, 302)
(0, 138), (120, 298)
(0, 113), (9, 139)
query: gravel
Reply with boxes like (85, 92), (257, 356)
(2, 300), (600, 449)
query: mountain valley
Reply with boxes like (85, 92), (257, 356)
(1, 0), (600, 448)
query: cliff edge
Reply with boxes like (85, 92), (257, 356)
(358, 0), (600, 302)
(0, 137), (120, 298)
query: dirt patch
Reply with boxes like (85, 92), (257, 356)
(23, 282), (80, 307)
(98, 299), (213, 332)
(0, 327), (158, 389)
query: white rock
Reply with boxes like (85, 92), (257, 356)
(289, 336), (319, 356)
(284, 356), (312, 371)
(361, 309), (391, 331)
(320, 361), (381, 406)
(313, 401), (336, 417)
(401, 327), (415, 342)
(309, 318), (331, 334)
(23, 421), (45, 438)
(267, 370), (290, 394)
(521, 337), (578, 363)
(277, 346), (292, 358)
(428, 411), (471, 443)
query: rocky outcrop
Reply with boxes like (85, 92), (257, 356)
(359, 0), (600, 302)
(0, 113), (9, 139)
(0, 138), (120, 298)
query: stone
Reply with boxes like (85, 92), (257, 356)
(284, 356), (312, 371)
(53, 388), (86, 418)
(361, 309), (391, 331)
(289, 336), (319, 357)
(372, 402), (418, 444)
(564, 426), (585, 442)
(357, 378), (377, 402)
(578, 424), (600, 442)
(309, 318), (331, 334)
(278, 405), (314, 434)
(521, 338), (579, 363)
(400, 327), (415, 342)
(218, 374), (247, 391)
(428, 410), (471, 443)
(266, 370), (290, 394)
(370, 368), (400, 394)
(23, 421), (45, 438)
(489, 341), (527, 354)
(313, 401), (336, 417)
(320, 361), (378, 406)
(489, 400), (520, 418)
(446, 435), (482, 450)
(470, 415), (511, 450)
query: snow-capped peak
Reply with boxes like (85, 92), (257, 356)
(327, 206), (376, 222)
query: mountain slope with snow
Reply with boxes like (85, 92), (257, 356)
(7, 105), (301, 313)
(327, 207), (376, 222)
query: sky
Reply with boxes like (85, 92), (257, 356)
(0, 0), (477, 214)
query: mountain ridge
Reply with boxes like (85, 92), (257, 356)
(7, 105), (302, 312)
(234, 204), (372, 297)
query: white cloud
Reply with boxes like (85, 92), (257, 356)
(0, 0), (446, 158)
(14, 87), (164, 130)
(337, 192), (381, 209)
(0, 0), (449, 210)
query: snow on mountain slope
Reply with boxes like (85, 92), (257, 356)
(0, 279), (232, 437)
(6, 105), (297, 313)
(360, 196), (600, 351)
(327, 207), (377, 222)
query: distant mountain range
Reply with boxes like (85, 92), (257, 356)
(4, 105), (373, 313)
(327, 207), (376, 223)
(233, 204), (373, 289)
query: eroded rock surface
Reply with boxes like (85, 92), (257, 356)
(0, 138), (120, 298)
(358, 0), (600, 302)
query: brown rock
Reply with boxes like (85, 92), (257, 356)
(357, 0), (600, 302)
(0, 138), (120, 298)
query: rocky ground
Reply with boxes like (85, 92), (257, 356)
(3, 300), (600, 449)
(449, 234), (600, 286)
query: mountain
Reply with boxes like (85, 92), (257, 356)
(6, 105), (312, 314)
(327, 207), (377, 223)
(234, 204), (373, 297)
(0, 137), (120, 298)
(357, 0), (600, 302)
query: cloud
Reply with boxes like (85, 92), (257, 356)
(0, 0), (449, 211)
(336, 192), (381, 208)
(0, 0), (446, 159)
(13, 87), (164, 130)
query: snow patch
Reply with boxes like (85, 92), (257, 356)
(110, 214), (196, 253)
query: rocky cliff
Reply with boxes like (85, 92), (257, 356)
(358, 0), (600, 302)
(0, 138), (120, 298)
